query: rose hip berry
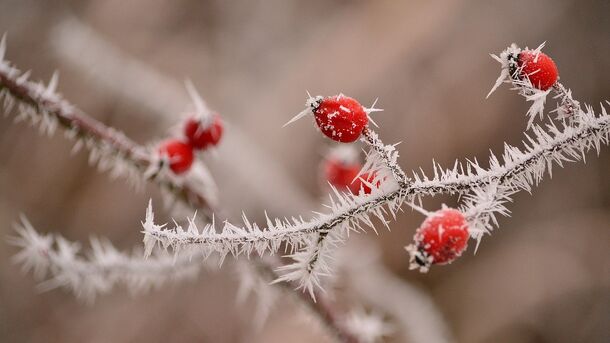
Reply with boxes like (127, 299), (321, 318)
(313, 95), (368, 143)
(517, 50), (558, 91)
(324, 158), (361, 189)
(184, 114), (224, 150)
(407, 208), (469, 272)
(158, 139), (194, 174)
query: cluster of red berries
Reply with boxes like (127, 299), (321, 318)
(511, 49), (558, 91)
(407, 208), (470, 272)
(157, 114), (224, 174)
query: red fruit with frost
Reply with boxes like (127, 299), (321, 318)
(158, 139), (194, 174)
(517, 50), (558, 91)
(408, 208), (469, 270)
(324, 158), (361, 189)
(313, 95), (368, 143)
(348, 172), (380, 195)
(184, 114), (224, 150)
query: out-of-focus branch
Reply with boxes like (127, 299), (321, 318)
(0, 37), (216, 220)
(10, 216), (204, 302)
(50, 16), (316, 215)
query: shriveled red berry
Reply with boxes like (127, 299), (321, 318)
(324, 158), (361, 189)
(517, 50), (558, 90)
(348, 172), (380, 195)
(313, 95), (368, 143)
(158, 139), (194, 174)
(184, 114), (224, 150)
(407, 208), (469, 271)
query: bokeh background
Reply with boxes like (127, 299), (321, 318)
(0, 0), (609, 342)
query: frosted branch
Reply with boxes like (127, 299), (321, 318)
(144, 105), (609, 257)
(9, 216), (203, 302)
(361, 127), (410, 187)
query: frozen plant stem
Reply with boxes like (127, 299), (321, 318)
(552, 82), (580, 118)
(361, 126), (410, 187)
(145, 107), (610, 256)
(10, 216), (203, 301)
(144, 46), (609, 292)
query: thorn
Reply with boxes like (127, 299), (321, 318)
(46, 71), (59, 94)
(283, 107), (312, 128)
(17, 70), (31, 84)
(185, 79), (207, 116)
(364, 97), (384, 115)
(0, 33), (6, 61)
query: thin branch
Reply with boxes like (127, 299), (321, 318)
(361, 127), (410, 187)
(552, 82), (580, 119)
(9, 216), (204, 302)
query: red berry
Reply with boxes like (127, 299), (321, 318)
(313, 95), (368, 143)
(517, 50), (558, 90)
(324, 158), (361, 189)
(348, 172), (380, 195)
(408, 208), (469, 270)
(158, 139), (194, 174)
(184, 114), (224, 150)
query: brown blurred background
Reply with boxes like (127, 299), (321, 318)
(0, 0), (609, 342)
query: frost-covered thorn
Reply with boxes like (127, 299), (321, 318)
(45, 71), (59, 96)
(0, 33), (7, 62)
(363, 97), (383, 128)
(184, 79), (209, 118)
(282, 93), (323, 127)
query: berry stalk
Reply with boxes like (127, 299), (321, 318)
(361, 127), (410, 187)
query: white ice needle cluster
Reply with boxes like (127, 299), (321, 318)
(10, 216), (202, 302)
